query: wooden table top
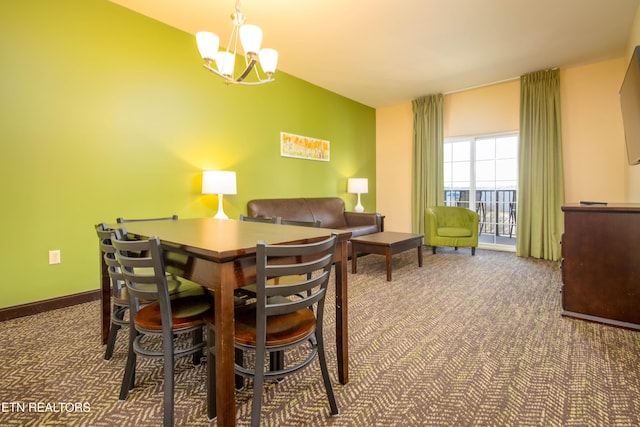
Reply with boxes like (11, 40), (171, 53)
(113, 217), (351, 262)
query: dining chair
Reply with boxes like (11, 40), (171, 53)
(205, 233), (339, 426)
(272, 217), (322, 287)
(238, 214), (281, 224)
(240, 215), (322, 302)
(116, 214), (179, 223)
(280, 218), (322, 227)
(118, 215), (208, 294)
(98, 216), (206, 360)
(111, 232), (214, 427)
(96, 223), (135, 361)
(235, 214), (282, 299)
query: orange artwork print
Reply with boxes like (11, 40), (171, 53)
(280, 132), (330, 162)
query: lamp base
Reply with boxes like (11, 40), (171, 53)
(214, 194), (229, 219)
(354, 193), (364, 212)
(214, 210), (229, 220)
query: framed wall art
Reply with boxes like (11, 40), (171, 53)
(280, 132), (330, 162)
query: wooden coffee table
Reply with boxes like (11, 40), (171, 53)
(351, 231), (424, 281)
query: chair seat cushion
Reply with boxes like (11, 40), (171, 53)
(135, 295), (212, 331)
(437, 227), (472, 238)
(114, 278), (204, 304)
(234, 303), (315, 347)
(173, 279), (208, 297)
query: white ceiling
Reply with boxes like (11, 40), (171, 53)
(110, 0), (640, 108)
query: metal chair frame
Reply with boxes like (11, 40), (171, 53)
(206, 233), (339, 426)
(116, 214), (179, 223)
(112, 233), (211, 427)
(238, 214), (281, 224)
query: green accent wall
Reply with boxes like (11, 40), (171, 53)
(0, 0), (375, 309)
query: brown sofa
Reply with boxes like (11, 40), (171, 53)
(246, 197), (383, 238)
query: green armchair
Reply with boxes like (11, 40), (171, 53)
(425, 206), (479, 255)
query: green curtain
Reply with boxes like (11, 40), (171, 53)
(517, 69), (565, 261)
(412, 94), (444, 235)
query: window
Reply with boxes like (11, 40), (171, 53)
(444, 133), (518, 247)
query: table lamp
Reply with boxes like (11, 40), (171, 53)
(202, 170), (237, 219)
(348, 178), (368, 213)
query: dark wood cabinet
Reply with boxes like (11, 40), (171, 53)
(561, 203), (640, 330)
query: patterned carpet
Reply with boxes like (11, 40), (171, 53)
(1, 248), (640, 426)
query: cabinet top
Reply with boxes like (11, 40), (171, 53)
(562, 203), (640, 213)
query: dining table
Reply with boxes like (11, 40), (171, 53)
(99, 217), (351, 426)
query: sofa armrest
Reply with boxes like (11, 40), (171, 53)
(344, 212), (384, 232)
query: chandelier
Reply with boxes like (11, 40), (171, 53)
(196, 0), (278, 85)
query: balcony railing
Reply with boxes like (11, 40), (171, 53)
(444, 189), (517, 244)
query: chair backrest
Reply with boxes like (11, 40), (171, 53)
(111, 235), (172, 315)
(239, 214), (281, 224)
(114, 215), (192, 277)
(431, 206), (478, 227)
(95, 224), (127, 296)
(116, 215), (178, 223)
(280, 218), (322, 227)
(255, 234), (337, 328)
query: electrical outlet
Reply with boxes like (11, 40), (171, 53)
(49, 250), (61, 265)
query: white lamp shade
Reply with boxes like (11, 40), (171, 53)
(215, 51), (235, 76)
(202, 171), (237, 195)
(239, 24), (263, 55)
(259, 48), (278, 74)
(196, 32), (220, 61)
(348, 178), (368, 194)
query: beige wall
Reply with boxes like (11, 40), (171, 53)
(444, 80), (520, 137)
(561, 59), (627, 203)
(377, 60), (629, 231)
(625, 6), (640, 202)
(376, 103), (413, 232)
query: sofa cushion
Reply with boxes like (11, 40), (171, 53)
(247, 198), (315, 222)
(304, 198), (348, 229)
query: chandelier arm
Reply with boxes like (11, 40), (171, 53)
(237, 58), (257, 82)
(201, 63), (274, 85)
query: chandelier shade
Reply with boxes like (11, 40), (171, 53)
(196, 1), (278, 85)
(239, 24), (262, 55)
(195, 32), (220, 61)
(258, 48), (278, 74)
(216, 51), (235, 76)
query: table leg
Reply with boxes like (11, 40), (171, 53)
(335, 239), (349, 384)
(417, 244), (423, 267)
(214, 263), (237, 427)
(385, 249), (392, 281)
(351, 246), (358, 274)
(100, 247), (110, 345)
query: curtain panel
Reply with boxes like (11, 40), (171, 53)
(412, 94), (444, 235)
(517, 69), (565, 261)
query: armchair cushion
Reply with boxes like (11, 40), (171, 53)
(437, 227), (472, 238)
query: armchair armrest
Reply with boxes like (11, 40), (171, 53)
(425, 208), (437, 238)
(464, 210), (480, 239)
(344, 212), (384, 232)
